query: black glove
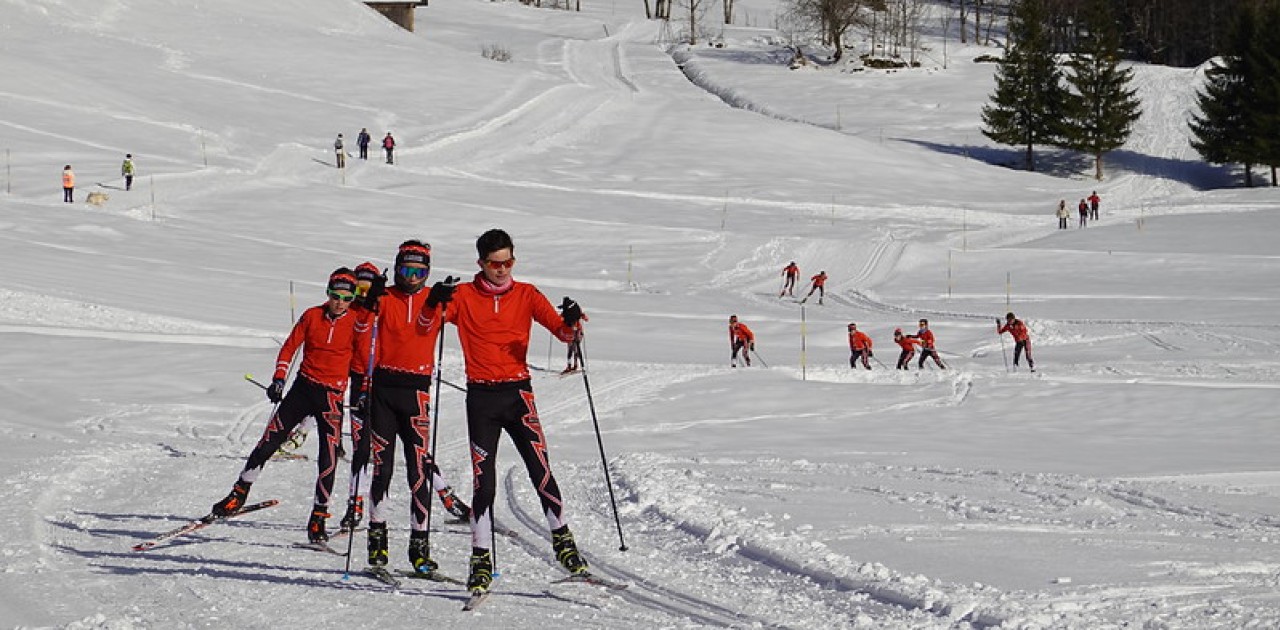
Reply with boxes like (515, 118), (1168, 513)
(361, 272), (388, 313)
(426, 277), (457, 308)
(266, 378), (285, 403)
(560, 298), (582, 328)
(354, 389), (369, 419)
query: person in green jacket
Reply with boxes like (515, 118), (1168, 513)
(121, 154), (135, 191)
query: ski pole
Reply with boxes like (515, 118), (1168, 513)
(751, 347), (769, 368)
(342, 311), (379, 581)
(872, 354), (890, 370)
(577, 338), (628, 552)
(424, 276), (457, 553)
(997, 322), (1009, 373)
(244, 374), (269, 390)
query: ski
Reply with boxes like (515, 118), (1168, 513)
(550, 572), (629, 591)
(132, 499), (279, 551)
(271, 451), (308, 462)
(441, 517), (518, 539)
(462, 589), (492, 611)
(293, 541), (344, 555)
(364, 566), (402, 588)
(396, 569), (464, 585)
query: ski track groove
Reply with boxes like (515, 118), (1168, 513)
(501, 469), (770, 628)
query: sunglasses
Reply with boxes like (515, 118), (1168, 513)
(483, 257), (516, 270)
(327, 291), (355, 302)
(398, 266), (429, 279)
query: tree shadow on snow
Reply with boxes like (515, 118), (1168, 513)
(695, 47), (795, 67)
(900, 138), (1241, 190)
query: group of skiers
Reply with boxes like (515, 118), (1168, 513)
(849, 320), (945, 371)
(731, 313), (1035, 372)
(58, 154), (135, 202)
(335, 129), (396, 167)
(206, 229), (591, 596)
(1056, 191), (1101, 229)
(743, 261), (1039, 373)
(779, 261), (827, 305)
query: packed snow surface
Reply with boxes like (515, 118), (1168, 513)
(2, 0), (1278, 628)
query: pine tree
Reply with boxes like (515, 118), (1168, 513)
(1189, 5), (1267, 187)
(981, 0), (1067, 172)
(1251, 3), (1280, 186)
(1061, 0), (1142, 181)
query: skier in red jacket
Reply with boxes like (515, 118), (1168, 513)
(780, 261), (800, 297)
(911, 319), (946, 369)
(729, 315), (755, 367)
(848, 323), (873, 370)
(801, 271), (827, 305)
(425, 229), (591, 595)
(997, 312), (1035, 371)
(361, 240), (470, 575)
(208, 268), (371, 544)
(892, 328), (920, 370)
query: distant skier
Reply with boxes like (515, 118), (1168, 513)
(801, 270), (827, 305)
(729, 315), (755, 367)
(334, 134), (346, 169)
(848, 322), (873, 370)
(997, 312), (1035, 372)
(1078, 199), (1088, 228)
(62, 165), (75, 203)
(1088, 191), (1101, 221)
(121, 154), (135, 191)
(561, 297), (588, 374)
(357, 127), (371, 160)
(892, 328), (919, 370)
(382, 132), (396, 164)
(911, 318), (946, 369)
(780, 261), (799, 297)
(1056, 199), (1070, 230)
(208, 268), (370, 544)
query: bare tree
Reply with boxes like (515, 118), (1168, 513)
(671, 0), (714, 44)
(785, 0), (887, 61)
(724, 0), (735, 24)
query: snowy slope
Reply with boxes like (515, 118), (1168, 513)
(2, 0), (1280, 628)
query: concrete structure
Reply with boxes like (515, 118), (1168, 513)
(364, 2), (426, 32)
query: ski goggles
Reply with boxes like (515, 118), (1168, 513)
(397, 265), (429, 280)
(327, 291), (355, 302)
(482, 257), (516, 270)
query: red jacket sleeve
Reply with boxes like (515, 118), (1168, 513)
(274, 311), (309, 380)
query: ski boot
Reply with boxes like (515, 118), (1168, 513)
(467, 547), (493, 593)
(340, 496), (364, 532)
(210, 480), (251, 518)
(407, 531), (438, 574)
(307, 505), (330, 543)
(551, 526), (589, 575)
(437, 487), (471, 520)
(367, 522), (389, 566)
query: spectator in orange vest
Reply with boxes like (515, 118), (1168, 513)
(62, 165), (75, 203)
